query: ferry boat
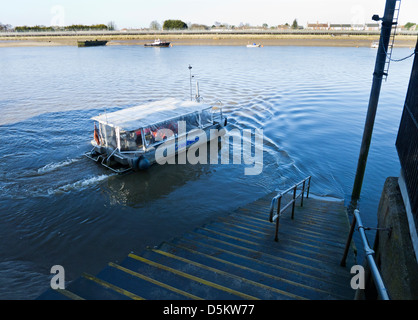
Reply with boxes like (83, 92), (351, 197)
(85, 98), (227, 173)
(144, 39), (171, 47)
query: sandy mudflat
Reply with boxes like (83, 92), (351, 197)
(0, 34), (416, 48)
(0, 39), (75, 47)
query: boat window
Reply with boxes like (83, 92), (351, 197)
(100, 123), (118, 149)
(142, 112), (201, 147)
(135, 130), (143, 148)
(144, 120), (176, 146)
(119, 129), (143, 151)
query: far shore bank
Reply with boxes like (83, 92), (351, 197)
(0, 34), (416, 48)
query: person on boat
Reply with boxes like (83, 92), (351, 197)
(135, 130), (143, 147)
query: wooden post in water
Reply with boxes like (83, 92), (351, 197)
(342, 0), (398, 267)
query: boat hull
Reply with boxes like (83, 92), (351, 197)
(77, 40), (108, 47)
(144, 42), (170, 47)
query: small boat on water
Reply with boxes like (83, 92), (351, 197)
(85, 98), (227, 173)
(371, 41), (379, 48)
(246, 43), (262, 48)
(77, 40), (108, 47)
(144, 39), (171, 47)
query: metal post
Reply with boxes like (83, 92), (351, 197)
(188, 65), (193, 101)
(301, 180), (306, 207)
(274, 197), (282, 242)
(195, 81), (200, 102)
(306, 176), (311, 198)
(351, 0), (397, 201)
(291, 185), (297, 219)
(341, 216), (357, 266)
(341, 199), (359, 266)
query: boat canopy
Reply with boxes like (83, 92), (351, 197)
(92, 98), (213, 131)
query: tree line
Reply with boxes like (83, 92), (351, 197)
(14, 24), (109, 32)
(8, 23), (115, 32)
(150, 19), (302, 30)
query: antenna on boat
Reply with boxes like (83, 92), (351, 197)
(195, 81), (201, 102)
(104, 107), (108, 123)
(188, 64), (193, 101)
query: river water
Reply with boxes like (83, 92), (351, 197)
(0, 44), (414, 299)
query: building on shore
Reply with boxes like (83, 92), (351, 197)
(365, 23), (380, 31)
(329, 24), (352, 30)
(325, 23), (380, 31)
(306, 22), (329, 30)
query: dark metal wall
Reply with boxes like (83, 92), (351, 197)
(396, 38), (418, 228)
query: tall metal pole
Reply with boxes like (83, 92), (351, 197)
(342, 0), (398, 267)
(351, 0), (397, 201)
(188, 65), (193, 101)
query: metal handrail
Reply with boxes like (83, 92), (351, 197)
(268, 176), (311, 241)
(352, 209), (390, 300)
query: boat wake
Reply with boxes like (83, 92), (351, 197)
(37, 157), (83, 174)
(48, 174), (115, 195)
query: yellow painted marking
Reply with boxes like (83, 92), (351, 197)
(128, 253), (259, 300)
(179, 238), (347, 289)
(211, 222), (335, 254)
(200, 227), (333, 266)
(153, 249), (307, 300)
(221, 221), (269, 235)
(226, 218), (346, 253)
(201, 227), (260, 245)
(108, 262), (203, 300)
(234, 211), (273, 224)
(167, 241), (347, 299)
(229, 215), (271, 227)
(236, 212), (341, 242)
(190, 231), (346, 278)
(82, 273), (145, 300)
(55, 289), (84, 300)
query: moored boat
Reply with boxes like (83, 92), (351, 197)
(144, 39), (171, 47)
(246, 43), (262, 48)
(77, 40), (108, 47)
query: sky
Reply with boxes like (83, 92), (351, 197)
(1, 0), (417, 29)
